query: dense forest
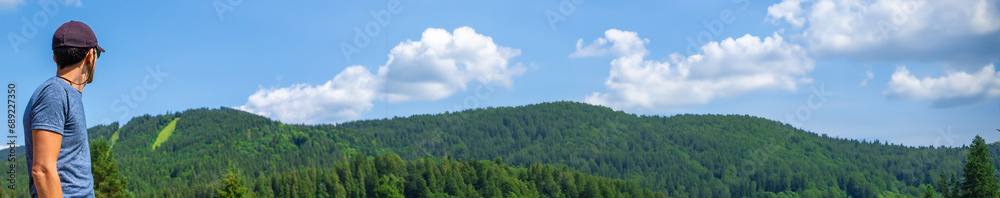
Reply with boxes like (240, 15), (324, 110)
(1, 101), (997, 197)
(247, 153), (664, 198)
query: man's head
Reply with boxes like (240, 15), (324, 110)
(52, 21), (104, 84)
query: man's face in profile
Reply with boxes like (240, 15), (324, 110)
(85, 47), (99, 84)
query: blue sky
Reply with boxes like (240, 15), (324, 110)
(1, 0), (998, 147)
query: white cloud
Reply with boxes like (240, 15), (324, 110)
(569, 30), (651, 59)
(0, 0), (24, 11)
(766, 0), (1000, 67)
(860, 68), (874, 87)
(579, 29), (814, 111)
(65, 0), (81, 7)
(767, 0), (805, 27)
(0, 0), (81, 12)
(380, 26), (525, 102)
(885, 64), (1000, 108)
(568, 38), (608, 58)
(238, 66), (380, 125)
(238, 27), (523, 124)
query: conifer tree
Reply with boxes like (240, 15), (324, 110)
(961, 135), (999, 198)
(939, 171), (953, 198)
(217, 165), (249, 198)
(925, 185), (936, 198)
(91, 139), (133, 198)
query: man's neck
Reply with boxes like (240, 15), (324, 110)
(56, 64), (86, 92)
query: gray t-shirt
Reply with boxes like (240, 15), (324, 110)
(23, 76), (95, 198)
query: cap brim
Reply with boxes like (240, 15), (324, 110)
(96, 45), (105, 52)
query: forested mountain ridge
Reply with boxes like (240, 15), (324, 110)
(3, 101), (992, 197)
(327, 101), (989, 197)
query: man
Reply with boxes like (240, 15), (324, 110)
(23, 21), (105, 198)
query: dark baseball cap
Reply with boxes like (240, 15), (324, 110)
(52, 21), (105, 52)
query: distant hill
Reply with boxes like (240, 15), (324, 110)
(328, 101), (983, 197)
(4, 101), (991, 197)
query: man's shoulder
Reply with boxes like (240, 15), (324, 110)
(24, 77), (73, 116)
(31, 77), (70, 99)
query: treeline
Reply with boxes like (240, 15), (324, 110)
(238, 153), (665, 198)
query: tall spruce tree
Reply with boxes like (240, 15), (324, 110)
(91, 139), (133, 198)
(952, 172), (962, 198)
(961, 135), (999, 198)
(926, 185), (938, 198)
(939, 172), (954, 198)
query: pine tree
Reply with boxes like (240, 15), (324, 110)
(91, 139), (133, 198)
(951, 172), (961, 198)
(939, 171), (952, 198)
(925, 185), (936, 198)
(217, 166), (249, 198)
(961, 135), (999, 198)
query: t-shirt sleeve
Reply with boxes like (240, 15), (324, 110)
(29, 85), (67, 136)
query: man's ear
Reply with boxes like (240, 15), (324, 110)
(84, 48), (95, 65)
(53, 55), (57, 64)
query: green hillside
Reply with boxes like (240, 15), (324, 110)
(329, 101), (979, 197)
(70, 101), (994, 197)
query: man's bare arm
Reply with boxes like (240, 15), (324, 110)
(31, 129), (62, 198)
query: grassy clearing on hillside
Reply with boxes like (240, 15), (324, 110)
(109, 128), (121, 149)
(110, 128), (121, 143)
(152, 118), (180, 150)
